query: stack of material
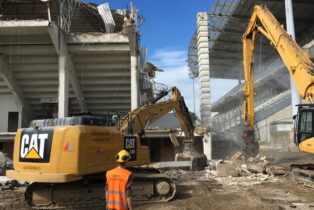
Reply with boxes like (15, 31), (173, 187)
(206, 151), (289, 186)
(0, 152), (12, 176)
(0, 153), (5, 176)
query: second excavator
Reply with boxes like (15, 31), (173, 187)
(242, 4), (314, 182)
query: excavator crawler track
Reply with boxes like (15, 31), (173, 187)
(291, 164), (314, 188)
(25, 168), (176, 209)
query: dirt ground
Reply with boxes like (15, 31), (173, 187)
(135, 149), (314, 210)
(2, 149), (314, 210)
(135, 174), (314, 210)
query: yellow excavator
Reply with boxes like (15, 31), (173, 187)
(242, 5), (314, 158)
(6, 87), (207, 209)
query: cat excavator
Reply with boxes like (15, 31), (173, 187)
(242, 4), (314, 183)
(6, 87), (207, 209)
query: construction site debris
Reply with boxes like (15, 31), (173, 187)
(0, 179), (26, 191)
(0, 152), (12, 176)
(266, 165), (288, 176)
(214, 173), (278, 187)
(0, 153), (5, 176)
(247, 164), (264, 174)
(230, 151), (244, 161)
(0, 176), (11, 185)
(194, 126), (210, 135)
(215, 160), (241, 177)
(148, 161), (191, 170)
(203, 151), (289, 187)
(164, 169), (208, 181)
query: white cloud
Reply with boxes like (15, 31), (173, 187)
(150, 49), (238, 118)
(151, 49), (200, 116)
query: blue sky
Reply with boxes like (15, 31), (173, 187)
(84, 0), (238, 116)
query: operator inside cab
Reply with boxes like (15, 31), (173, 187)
(106, 150), (133, 210)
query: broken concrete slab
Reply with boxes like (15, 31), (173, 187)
(266, 165), (287, 176)
(0, 176), (11, 185)
(230, 151), (244, 161)
(247, 164), (264, 174)
(148, 161), (191, 170)
(216, 161), (241, 177)
(0, 153), (5, 169)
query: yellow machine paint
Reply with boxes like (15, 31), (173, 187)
(6, 87), (205, 208)
(298, 138), (314, 155)
(7, 125), (150, 183)
(242, 5), (314, 155)
(8, 126), (149, 183)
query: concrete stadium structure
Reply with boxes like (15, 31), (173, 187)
(0, 0), (156, 156)
(188, 0), (314, 153)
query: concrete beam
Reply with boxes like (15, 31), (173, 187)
(0, 54), (33, 119)
(48, 23), (88, 114)
(0, 20), (49, 28)
(67, 44), (130, 54)
(67, 34), (129, 44)
(0, 20), (49, 36)
(0, 45), (56, 55)
(0, 35), (52, 45)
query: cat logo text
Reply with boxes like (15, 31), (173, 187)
(19, 128), (54, 163)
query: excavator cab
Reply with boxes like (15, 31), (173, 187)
(294, 104), (314, 154)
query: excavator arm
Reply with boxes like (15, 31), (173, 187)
(119, 86), (207, 170)
(242, 5), (314, 155)
(119, 87), (194, 141)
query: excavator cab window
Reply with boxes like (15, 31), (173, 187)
(296, 108), (314, 144)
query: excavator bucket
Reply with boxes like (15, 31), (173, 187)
(175, 142), (208, 171)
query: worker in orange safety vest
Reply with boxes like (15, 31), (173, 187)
(106, 150), (133, 210)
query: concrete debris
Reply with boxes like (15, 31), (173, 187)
(216, 161), (241, 177)
(0, 176), (11, 185)
(194, 126), (210, 135)
(164, 169), (208, 181)
(214, 173), (278, 187)
(230, 151), (244, 161)
(0, 152), (12, 176)
(148, 161), (191, 170)
(266, 165), (287, 176)
(0, 178), (27, 191)
(204, 151), (289, 186)
(0, 153), (5, 169)
(247, 164), (264, 174)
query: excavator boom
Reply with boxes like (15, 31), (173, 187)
(242, 5), (314, 156)
(119, 87), (194, 141)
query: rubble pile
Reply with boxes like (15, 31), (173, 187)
(0, 180), (25, 191)
(0, 152), (13, 176)
(164, 169), (208, 181)
(0, 152), (25, 191)
(206, 151), (289, 186)
(0, 152), (6, 176)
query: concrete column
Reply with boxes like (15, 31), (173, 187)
(197, 12), (211, 159)
(285, 0), (300, 116)
(58, 36), (69, 118)
(126, 19), (139, 110)
(131, 54), (139, 109)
